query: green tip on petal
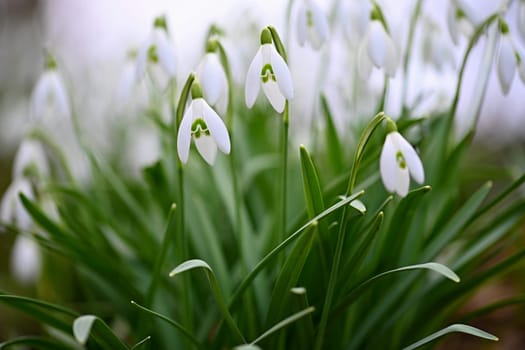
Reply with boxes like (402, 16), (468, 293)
(191, 81), (204, 99)
(206, 39), (219, 53)
(44, 52), (57, 70)
(154, 15), (168, 31)
(260, 28), (273, 45)
(499, 18), (509, 35)
(385, 118), (398, 133)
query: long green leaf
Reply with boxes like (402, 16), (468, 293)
(402, 324), (498, 350)
(0, 336), (74, 350)
(169, 259), (245, 343)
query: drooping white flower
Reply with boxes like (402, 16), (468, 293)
(446, 0), (476, 46)
(296, 0), (330, 50)
(380, 130), (424, 197)
(0, 178), (34, 232)
(358, 16), (398, 79)
(196, 51), (228, 115)
(177, 82), (230, 165)
(13, 138), (49, 179)
(245, 28), (293, 113)
(496, 32), (517, 95)
(117, 54), (139, 104)
(11, 235), (41, 285)
(136, 15), (177, 90)
(422, 19), (456, 71)
(31, 56), (70, 120)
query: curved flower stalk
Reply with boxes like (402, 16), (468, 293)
(446, 0), (476, 46)
(31, 53), (70, 121)
(296, 0), (330, 50)
(358, 3), (398, 79)
(136, 15), (177, 90)
(0, 178), (34, 232)
(245, 28), (294, 113)
(196, 40), (229, 115)
(13, 137), (49, 179)
(177, 80), (230, 165)
(380, 119), (424, 197)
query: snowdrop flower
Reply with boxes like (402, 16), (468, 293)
(136, 15), (177, 90)
(0, 178), (34, 232)
(422, 19), (455, 71)
(196, 41), (228, 115)
(117, 51), (140, 104)
(11, 235), (41, 285)
(497, 31), (517, 95)
(380, 121), (424, 197)
(177, 81), (230, 165)
(13, 137), (49, 179)
(446, 0), (476, 46)
(296, 0), (330, 50)
(358, 5), (398, 79)
(31, 54), (70, 120)
(245, 28), (293, 113)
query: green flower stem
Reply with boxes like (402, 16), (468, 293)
(401, 0), (423, 112)
(314, 112), (387, 350)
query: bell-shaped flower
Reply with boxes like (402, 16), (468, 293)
(358, 17), (398, 79)
(11, 235), (41, 285)
(380, 127), (424, 197)
(136, 15), (177, 90)
(296, 0), (330, 50)
(245, 28), (293, 113)
(31, 54), (70, 121)
(496, 32), (518, 95)
(0, 178), (34, 232)
(446, 0), (476, 46)
(196, 50), (228, 115)
(13, 138), (49, 179)
(177, 81), (230, 165)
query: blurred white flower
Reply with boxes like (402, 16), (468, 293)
(496, 32), (517, 95)
(13, 138), (49, 179)
(296, 0), (330, 50)
(10, 235), (41, 285)
(117, 56), (139, 104)
(519, 0), (525, 42)
(421, 19), (455, 71)
(0, 178), (34, 232)
(380, 130), (424, 197)
(446, 0), (475, 46)
(245, 29), (293, 113)
(177, 83), (230, 165)
(358, 19), (397, 79)
(196, 51), (228, 115)
(136, 15), (177, 90)
(31, 67), (70, 121)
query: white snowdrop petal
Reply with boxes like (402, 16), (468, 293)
(198, 53), (227, 106)
(384, 35), (398, 77)
(519, 1), (525, 42)
(117, 62), (137, 103)
(245, 47), (263, 108)
(177, 105), (193, 164)
(311, 1), (330, 45)
(202, 100), (230, 154)
(357, 40), (373, 80)
(11, 235), (41, 285)
(155, 29), (177, 77)
(262, 80), (286, 113)
(395, 167), (410, 197)
(367, 21), (387, 68)
(13, 139), (49, 178)
(135, 40), (150, 82)
(497, 35), (516, 95)
(393, 132), (425, 184)
(447, 3), (459, 46)
(195, 136), (218, 165)
(518, 60), (525, 85)
(215, 82), (229, 116)
(379, 135), (398, 193)
(269, 45), (294, 99)
(49, 72), (70, 119)
(296, 4), (308, 46)
(0, 178), (34, 231)
(31, 72), (52, 120)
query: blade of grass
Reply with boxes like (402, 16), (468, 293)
(401, 324), (498, 350)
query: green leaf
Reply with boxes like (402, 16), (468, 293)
(131, 301), (201, 347)
(169, 259), (245, 343)
(320, 95), (344, 173)
(72, 314), (128, 350)
(299, 145), (325, 220)
(0, 336), (74, 350)
(402, 324), (498, 350)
